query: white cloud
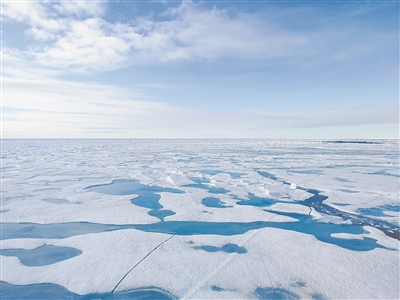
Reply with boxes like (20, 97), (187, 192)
(53, 1), (106, 17)
(36, 18), (131, 70)
(2, 1), (47, 24)
(3, 1), (66, 41)
(156, 2), (309, 61)
(0, 1), (323, 71)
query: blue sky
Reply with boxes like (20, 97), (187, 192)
(2, 0), (399, 138)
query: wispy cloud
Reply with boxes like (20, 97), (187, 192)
(3, 1), (395, 72)
(2, 74), (175, 137)
(3, 67), (397, 138)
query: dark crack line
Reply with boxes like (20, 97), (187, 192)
(111, 234), (175, 294)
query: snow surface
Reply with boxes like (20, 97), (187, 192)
(1, 139), (399, 299)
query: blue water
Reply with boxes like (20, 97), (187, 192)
(258, 171), (400, 241)
(9, 170), (400, 251)
(288, 170), (324, 175)
(325, 140), (379, 144)
(131, 194), (163, 210)
(193, 243), (247, 254)
(202, 197), (231, 208)
(86, 180), (183, 221)
(0, 281), (176, 300)
(0, 245), (82, 266)
(131, 194), (176, 222)
(381, 204), (400, 212)
(148, 209), (176, 221)
(332, 203), (350, 206)
(298, 191), (328, 207)
(2, 217), (389, 251)
(257, 171), (279, 181)
(236, 193), (282, 207)
(255, 287), (300, 300)
(263, 210), (388, 251)
(311, 292), (327, 300)
(188, 177), (210, 184)
(211, 285), (224, 292)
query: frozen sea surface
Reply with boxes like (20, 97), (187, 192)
(1, 139), (399, 299)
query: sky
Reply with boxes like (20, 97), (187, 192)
(2, 0), (399, 139)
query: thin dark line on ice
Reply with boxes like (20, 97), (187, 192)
(111, 234), (176, 294)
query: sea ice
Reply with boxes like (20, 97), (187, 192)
(1, 139), (399, 299)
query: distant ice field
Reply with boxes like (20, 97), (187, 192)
(1, 139), (399, 299)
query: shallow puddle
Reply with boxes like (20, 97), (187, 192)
(194, 243), (247, 254)
(86, 179), (183, 221)
(0, 245), (82, 266)
(202, 197), (231, 208)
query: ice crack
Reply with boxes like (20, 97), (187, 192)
(111, 234), (175, 294)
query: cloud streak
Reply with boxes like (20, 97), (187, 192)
(3, 71), (397, 138)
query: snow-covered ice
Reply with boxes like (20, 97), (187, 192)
(1, 139), (399, 299)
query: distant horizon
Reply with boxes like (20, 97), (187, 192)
(2, 137), (398, 141)
(2, 1), (398, 139)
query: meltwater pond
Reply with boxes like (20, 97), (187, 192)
(85, 179), (183, 196)
(0, 245), (82, 266)
(2, 218), (390, 251)
(193, 243), (247, 254)
(86, 180), (183, 221)
(255, 287), (300, 300)
(202, 197), (232, 208)
(4, 173), (395, 251)
(0, 281), (176, 300)
(258, 170), (400, 240)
